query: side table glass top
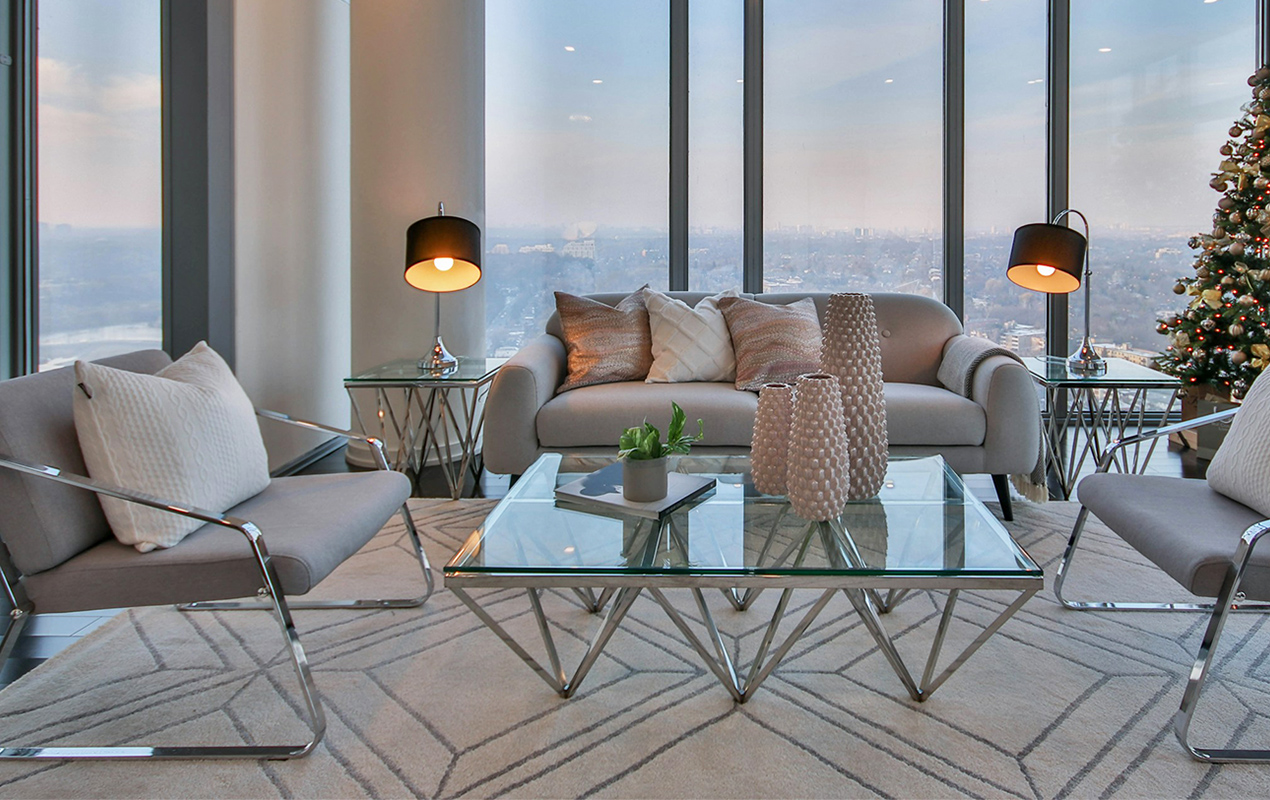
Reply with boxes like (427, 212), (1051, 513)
(448, 454), (1041, 580)
(345, 356), (503, 384)
(1022, 355), (1181, 388)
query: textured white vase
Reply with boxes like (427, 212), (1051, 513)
(751, 382), (794, 495)
(786, 374), (851, 522)
(821, 293), (888, 500)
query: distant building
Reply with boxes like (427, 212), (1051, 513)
(1098, 343), (1160, 368)
(518, 243), (555, 254)
(561, 239), (596, 259)
(491, 244), (510, 255)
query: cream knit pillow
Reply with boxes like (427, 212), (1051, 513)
(644, 288), (739, 383)
(73, 342), (271, 552)
(1207, 371), (1270, 518)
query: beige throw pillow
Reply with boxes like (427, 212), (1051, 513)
(73, 341), (271, 552)
(719, 296), (822, 391)
(644, 288), (739, 383)
(555, 289), (653, 392)
(1207, 371), (1270, 518)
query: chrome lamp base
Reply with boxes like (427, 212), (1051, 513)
(419, 335), (458, 373)
(1068, 337), (1106, 376)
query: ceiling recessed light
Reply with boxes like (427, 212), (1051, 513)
(1204, 0), (1219, 4)
(736, 78), (744, 83)
(1098, 47), (1112, 52)
(564, 45), (576, 51)
(592, 79), (603, 84)
(1028, 78), (1044, 84)
(884, 78), (894, 84)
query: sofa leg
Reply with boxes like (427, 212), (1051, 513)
(991, 474), (1014, 521)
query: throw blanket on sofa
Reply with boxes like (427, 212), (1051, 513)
(937, 336), (1024, 398)
(937, 336), (1048, 503)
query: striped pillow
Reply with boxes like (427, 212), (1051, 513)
(555, 289), (653, 392)
(719, 296), (822, 391)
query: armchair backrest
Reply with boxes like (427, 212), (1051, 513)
(0, 350), (173, 576)
(544, 291), (963, 386)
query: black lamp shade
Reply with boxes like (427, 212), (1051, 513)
(404, 214), (482, 292)
(1006, 222), (1085, 294)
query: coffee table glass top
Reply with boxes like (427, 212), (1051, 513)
(447, 454), (1041, 579)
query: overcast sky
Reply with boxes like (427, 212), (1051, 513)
(36, 0), (1254, 237)
(487, 0), (1255, 235)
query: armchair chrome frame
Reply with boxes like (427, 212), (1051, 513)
(0, 456), (324, 759)
(1054, 407), (1268, 613)
(178, 409), (434, 611)
(0, 409), (433, 760)
(1051, 406), (1270, 761)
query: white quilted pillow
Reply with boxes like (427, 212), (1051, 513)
(73, 341), (271, 552)
(644, 288), (739, 383)
(1207, 370), (1270, 519)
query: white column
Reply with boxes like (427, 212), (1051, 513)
(234, 0), (352, 469)
(350, 0), (486, 372)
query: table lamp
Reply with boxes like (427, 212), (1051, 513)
(405, 202), (482, 372)
(1006, 208), (1106, 375)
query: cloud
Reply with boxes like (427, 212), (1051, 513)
(102, 73), (161, 113)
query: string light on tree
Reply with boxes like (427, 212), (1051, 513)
(1158, 67), (1270, 399)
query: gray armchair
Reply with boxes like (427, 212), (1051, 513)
(0, 350), (434, 760)
(1054, 409), (1270, 762)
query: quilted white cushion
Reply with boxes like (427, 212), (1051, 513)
(1207, 371), (1270, 519)
(644, 288), (739, 383)
(73, 341), (271, 552)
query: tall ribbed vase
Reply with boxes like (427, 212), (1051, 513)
(786, 374), (850, 522)
(821, 293), (888, 500)
(751, 382), (794, 495)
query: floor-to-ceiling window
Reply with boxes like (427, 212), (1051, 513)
(763, 0), (943, 295)
(484, 0), (670, 358)
(962, 0), (1047, 356)
(36, 0), (162, 370)
(1069, 0), (1253, 365)
(483, 0), (1265, 362)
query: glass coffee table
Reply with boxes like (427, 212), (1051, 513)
(445, 453), (1042, 703)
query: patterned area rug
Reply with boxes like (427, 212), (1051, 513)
(0, 498), (1266, 798)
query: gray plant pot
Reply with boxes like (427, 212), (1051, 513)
(622, 456), (668, 502)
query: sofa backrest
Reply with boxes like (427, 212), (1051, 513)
(544, 291), (962, 386)
(0, 349), (174, 576)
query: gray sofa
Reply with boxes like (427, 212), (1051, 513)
(484, 291), (1040, 516)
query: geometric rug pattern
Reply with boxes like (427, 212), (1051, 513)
(0, 498), (1266, 798)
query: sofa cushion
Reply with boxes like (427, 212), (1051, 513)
(537, 381), (758, 448)
(555, 289), (653, 392)
(883, 382), (985, 446)
(644, 288), (739, 383)
(1207, 370), (1270, 518)
(719, 296), (822, 391)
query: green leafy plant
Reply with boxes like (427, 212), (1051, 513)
(618, 402), (704, 461)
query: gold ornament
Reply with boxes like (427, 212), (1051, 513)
(1231, 124), (1245, 137)
(1233, 350), (1249, 365)
(1202, 288), (1226, 309)
(1252, 343), (1270, 370)
(1231, 323), (1245, 337)
(1239, 294), (1259, 306)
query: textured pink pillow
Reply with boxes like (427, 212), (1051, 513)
(555, 289), (653, 392)
(719, 296), (822, 391)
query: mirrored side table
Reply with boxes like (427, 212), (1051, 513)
(1022, 356), (1182, 500)
(345, 357), (504, 499)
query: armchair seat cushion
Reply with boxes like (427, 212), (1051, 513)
(1078, 473), (1270, 600)
(23, 471), (411, 614)
(537, 381), (758, 448)
(884, 383), (985, 446)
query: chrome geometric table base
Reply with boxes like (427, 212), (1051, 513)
(449, 517), (1038, 703)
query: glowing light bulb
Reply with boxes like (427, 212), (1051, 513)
(1036, 264), (1056, 277)
(435, 257), (454, 271)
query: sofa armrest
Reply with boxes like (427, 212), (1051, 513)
(483, 334), (567, 475)
(969, 355), (1041, 475)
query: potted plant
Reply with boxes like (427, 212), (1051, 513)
(618, 402), (704, 502)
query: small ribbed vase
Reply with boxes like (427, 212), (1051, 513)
(786, 374), (851, 522)
(751, 382), (794, 495)
(821, 293), (888, 500)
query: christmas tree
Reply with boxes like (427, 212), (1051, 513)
(1158, 66), (1270, 400)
